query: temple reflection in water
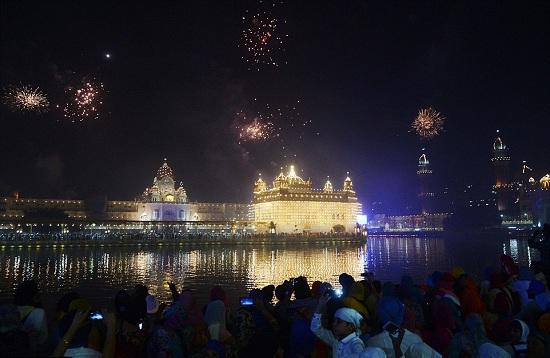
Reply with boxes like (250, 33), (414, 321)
(0, 235), (537, 309)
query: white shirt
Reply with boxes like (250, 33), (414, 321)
(366, 329), (422, 358)
(17, 306), (48, 345)
(64, 347), (103, 357)
(477, 342), (511, 358)
(310, 313), (365, 358)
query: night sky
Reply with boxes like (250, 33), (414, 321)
(1, 1), (549, 213)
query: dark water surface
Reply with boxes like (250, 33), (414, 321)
(0, 233), (537, 313)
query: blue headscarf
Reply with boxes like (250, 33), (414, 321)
(377, 296), (405, 326)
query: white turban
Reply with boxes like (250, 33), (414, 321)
(335, 307), (363, 335)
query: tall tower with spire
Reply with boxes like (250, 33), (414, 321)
(491, 130), (511, 188)
(491, 131), (512, 213)
(417, 149), (433, 214)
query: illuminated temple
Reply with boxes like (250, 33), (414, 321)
(1, 159), (250, 225)
(105, 159), (249, 222)
(253, 165), (362, 234)
(0, 160), (364, 235)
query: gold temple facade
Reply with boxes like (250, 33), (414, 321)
(253, 165), (361, 234)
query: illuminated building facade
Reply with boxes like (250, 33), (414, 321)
(105, 159), (250, 222)
(489, 132), (550, 226)
(252, 165), (361, 233)
(491, 132), (514, 214)
(381, 213), (449, 232)
(1, 160), (250, 226)
(1, 197), (87, 220)
(417, 150), (434, 214)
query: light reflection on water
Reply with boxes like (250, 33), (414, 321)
(0, 235), (537, 312)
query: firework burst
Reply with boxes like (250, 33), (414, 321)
(411, 107), (445, 139)
(2, 85), (49, 113)
(61, 79), (104, 122)
(240, 9), (287, 70)
(236, 111), (276, 143)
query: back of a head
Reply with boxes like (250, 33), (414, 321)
(262, 285), (275, 303)
(275, 285), (287, 301)
(14, 280), (39, 306)
(339, 273), (355, 288)
(377, 296), (405, 326)
(134, 284), (148, 298)
(115, 290), (133, 321)
(294, 279), (311, 300)
(210, 285), (226, 302)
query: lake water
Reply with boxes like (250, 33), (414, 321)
(0, 233), (538, 312)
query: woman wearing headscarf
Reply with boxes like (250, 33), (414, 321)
(150, 290), (207, 357)
(114, 290), (149, 358)
(434, 273), (463, 333)
(424, 295), (454, 355)
(204, 299), (233, 356)
(455, 273), (485, 317)
(398, 275), (425, 335)
(501, 319), (529, 357)
(343, 282), (370, 319)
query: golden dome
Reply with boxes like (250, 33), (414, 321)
(287, 165), (305, 184)
(274, 170), (286, 181)
(254, 174), (268, 193)
(541, 174), (550, 189)
(157, 158), (174, 179)
(324, 177), (333, 193)
(343, 172), (354, 191)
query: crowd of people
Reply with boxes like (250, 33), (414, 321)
(1, 224), (549, 357)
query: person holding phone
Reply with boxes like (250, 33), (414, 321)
(50, 307), (116, 358)
(366, 296), (424, 358)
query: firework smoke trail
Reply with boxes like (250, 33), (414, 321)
(2, 85), (50, 113)
(61, 79), (104, 122)
(411, 107), (445, 139)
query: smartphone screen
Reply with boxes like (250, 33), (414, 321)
(240, 297), (254, 306)
(90, 312), (103, 320)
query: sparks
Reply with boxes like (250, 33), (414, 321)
(411, 107), (445, 139)
(240, 9), (287, 70)
(62, 79), (104, 122)
(2, 85), (49, 113)
(238, 116), (275, 143)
